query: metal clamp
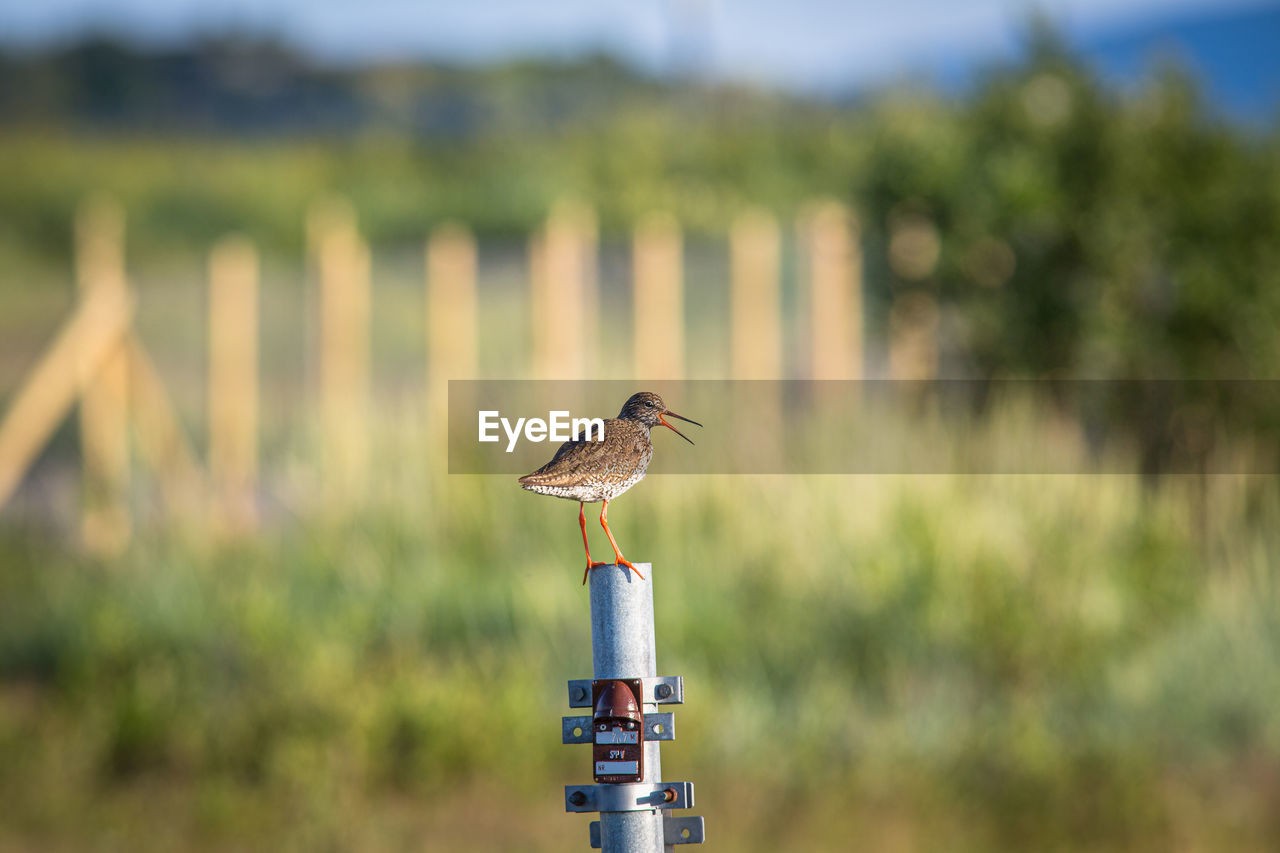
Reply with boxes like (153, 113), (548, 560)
(590, 816), (705, 847)
(564, 781), (694, 813)
(562, 712), (675, 744)
(569, 676), (683, 707)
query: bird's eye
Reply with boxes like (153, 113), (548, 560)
(645, 400), (654, 408)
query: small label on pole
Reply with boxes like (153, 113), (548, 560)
(595, 760), (640, 776)
(591, 678), (645, 783)
(595, 728), (639, 745)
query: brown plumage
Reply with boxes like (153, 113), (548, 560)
(519, 391), (700, 583)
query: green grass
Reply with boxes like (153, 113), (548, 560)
(2, 414), (1279, 850)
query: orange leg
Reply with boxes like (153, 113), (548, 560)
(581, 502), (609, 584)
(599, 499), (644, 581)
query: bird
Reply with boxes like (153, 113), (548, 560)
(518, 391), (700, 584)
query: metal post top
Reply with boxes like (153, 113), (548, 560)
(587, 562), (653, 584)
(589, 562), (657, 682)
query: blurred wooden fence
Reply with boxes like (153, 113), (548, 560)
(0, 193), (938, 550)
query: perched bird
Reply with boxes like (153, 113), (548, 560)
(519, 391), (701, 583)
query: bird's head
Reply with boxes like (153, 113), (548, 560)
(618, 392), (701, 444)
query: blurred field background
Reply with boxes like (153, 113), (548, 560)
(3, 2), (1280, 850)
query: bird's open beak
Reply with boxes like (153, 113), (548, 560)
(658, 410), (701, 445)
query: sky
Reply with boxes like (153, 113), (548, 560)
(0, 0), (1273, 93)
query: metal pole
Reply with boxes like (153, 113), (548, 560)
(589, 562), (667, 853)
(564, 564), (701, 849)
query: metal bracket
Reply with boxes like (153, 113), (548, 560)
(643, 712), (674, 742)
(569, 676), (683, 707)
(564, 781), (695, 813)
(562, 712), (675, 744)
(589, 815), (705, 847)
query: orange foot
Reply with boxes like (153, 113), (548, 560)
(613, 557), (645, 581)
(582, 559), (645, 584)
(582, 561), (611, 585)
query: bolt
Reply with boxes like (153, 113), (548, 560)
(569, 791), (588, 807)
(571, 685), (587, 703)
(655, 683), (673, 700)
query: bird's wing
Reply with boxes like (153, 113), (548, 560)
(517, 437), (610, 486)
(517, 420), (645, 487)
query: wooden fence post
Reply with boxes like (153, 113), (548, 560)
(632, 213), (684, 380)
(426, 222), (477, 394)
(209, 234), (259, 527)
(729, 207), (783, 470)
(309, 198), (370, 503)
(531, 200), (597, 379)
(729, 207), (781, 380)
(0, 289), (133, 513)
(803, 201), (863, 380)
(127, 337), (205, 519)
(75, 196), (132, 554)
